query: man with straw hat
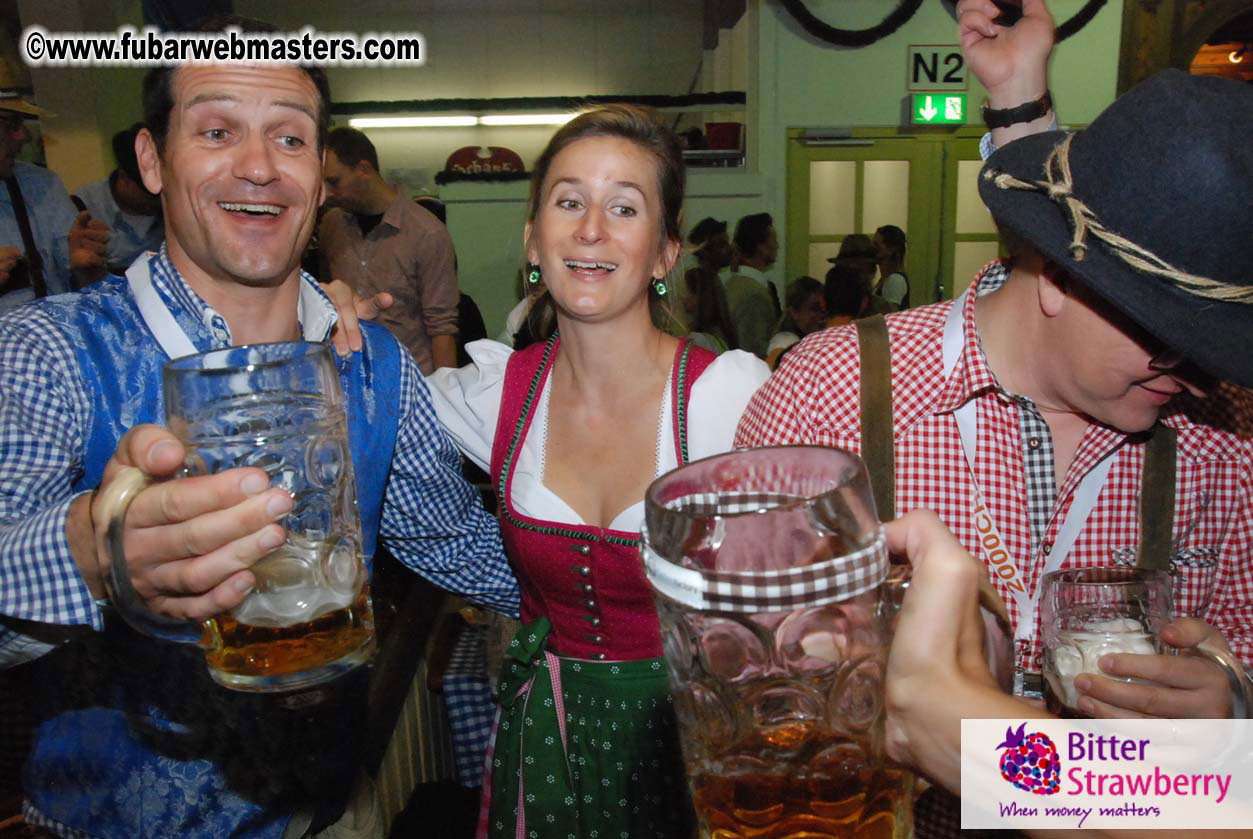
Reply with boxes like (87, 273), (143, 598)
(1, 58), (111, 311)
(738, 0), (1253, 730)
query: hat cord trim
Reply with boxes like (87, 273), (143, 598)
(985, 134), (1253, 304)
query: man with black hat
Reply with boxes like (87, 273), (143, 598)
(739, 0), (1252, 724)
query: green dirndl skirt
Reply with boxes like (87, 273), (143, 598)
(484, 619), (695, 839)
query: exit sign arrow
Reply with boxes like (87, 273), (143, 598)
(912, 93), (966, 125)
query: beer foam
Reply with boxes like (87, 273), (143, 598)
(1046, 618), (1157, 708)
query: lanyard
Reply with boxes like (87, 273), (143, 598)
(941, 291), (1117, 654)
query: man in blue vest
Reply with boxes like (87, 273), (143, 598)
(0, 54), (517, 839)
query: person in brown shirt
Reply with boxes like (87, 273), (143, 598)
(319, 127), (458, 372)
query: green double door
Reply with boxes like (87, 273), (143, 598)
(785, 129), (1003, 305)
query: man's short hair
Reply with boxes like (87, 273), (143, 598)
(733, 212), (773, 257)
(141, 15), (331, 153)
(688, 216), (726, 247)
(325, 127), (380, 173)
(111, 123), (145, 184)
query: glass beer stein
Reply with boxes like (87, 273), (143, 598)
(97, 342), (375, 692)
(642, 446), (911, 839)
(1040, 566), (1250, 719)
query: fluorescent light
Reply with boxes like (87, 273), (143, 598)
(349, 116), (477, 128)
(347, 113), (577, 128)
(479, 113), (575, 126)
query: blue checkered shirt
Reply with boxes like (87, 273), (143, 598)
(0, 247), (520, 839)
(0, 246), (519, 667)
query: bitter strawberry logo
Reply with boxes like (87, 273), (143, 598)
(996, 722), (1061, 795)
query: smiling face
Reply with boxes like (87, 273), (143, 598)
(526, 135), (679, 324)
(136, 64), (324, 293)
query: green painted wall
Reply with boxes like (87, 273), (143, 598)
(751, 0), (1125, 280)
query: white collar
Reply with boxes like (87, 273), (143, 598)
(736, 265), (771, 287)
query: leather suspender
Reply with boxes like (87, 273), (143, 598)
(855, 314), (1177, 566)
(4, 175), (49, 298)
(1136, 425), (1177, 570)
(855, 315), (895, 522)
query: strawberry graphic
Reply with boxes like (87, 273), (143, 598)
(995, 722), (1061, 795)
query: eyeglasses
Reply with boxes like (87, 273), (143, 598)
(1147, 346), (1216, 390)
(1147, 347), (1185, 373)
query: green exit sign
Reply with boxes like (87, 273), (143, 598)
(912, 93), (966, 124)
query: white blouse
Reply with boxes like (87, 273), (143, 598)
(427, 339), (770, 533)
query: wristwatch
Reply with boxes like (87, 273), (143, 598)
(982, 90), (1053, 129)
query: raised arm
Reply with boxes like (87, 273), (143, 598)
(957, 0), (1057, 148)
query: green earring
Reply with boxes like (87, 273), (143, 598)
(652, 277), (668, 297)
(527, 266), (542, 285)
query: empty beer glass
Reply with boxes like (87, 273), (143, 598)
(1039, 566), (1251, 719)
(1039, 567), (1168, 717)
(642, 446), (911, 839)
(99, 342), (375, 692)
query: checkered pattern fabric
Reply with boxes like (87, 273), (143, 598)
(1013, 399), (1055, 552)
(0, 247), (519, 663)
(643, 531), (887, 612)
(441, 623), (495, 788)
(736, 261), (1253, 669)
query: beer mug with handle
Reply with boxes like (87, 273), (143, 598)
(1040, 567), (1250, 718)
(97, 341), (375, 692)
(642, 446), (911, 839)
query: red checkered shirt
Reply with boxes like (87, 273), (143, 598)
(736, 261), (1253, 669)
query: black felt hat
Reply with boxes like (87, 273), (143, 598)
(688, 216), (727, 247)
(978, 69), (1253, 388)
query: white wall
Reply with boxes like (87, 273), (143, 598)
(237, 0), (708, 194)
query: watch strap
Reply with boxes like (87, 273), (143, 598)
(982, 90), (1053, 130)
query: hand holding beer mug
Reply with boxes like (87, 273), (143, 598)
(97, 342), (374, 692)
(1041, 567), (1248, 718)
(642, 447), (911, 839)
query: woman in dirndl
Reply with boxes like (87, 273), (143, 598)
(427, 105), (769, 839)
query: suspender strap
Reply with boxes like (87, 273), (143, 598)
(1136, 424), (1177, 570)
(4, 175), (49, 298)
(855, 315), (895, 521)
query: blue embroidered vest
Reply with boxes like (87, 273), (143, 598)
(24, 275), (401, 839)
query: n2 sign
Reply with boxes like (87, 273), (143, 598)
(908, 46), (967, 91)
